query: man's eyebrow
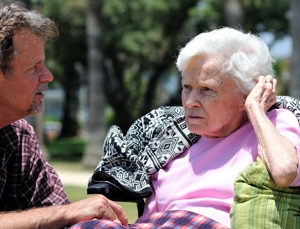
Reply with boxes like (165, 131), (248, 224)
(32, 59), (45, 66)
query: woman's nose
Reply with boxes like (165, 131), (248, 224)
(185, 90), (202, 108)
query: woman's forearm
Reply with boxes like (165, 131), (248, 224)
(247, 104), (298, 187)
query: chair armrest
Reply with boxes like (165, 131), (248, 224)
(87, 181), (145, 217)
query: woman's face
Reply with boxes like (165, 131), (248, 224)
(181, 56), (248, 138)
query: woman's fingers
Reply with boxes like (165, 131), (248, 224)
(262, 75), (276, 109)
(245, 75), (276, 112)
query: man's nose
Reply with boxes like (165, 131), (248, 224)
(40, 65), (53, 83)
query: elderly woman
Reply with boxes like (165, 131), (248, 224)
(135, 27), (300, 228)
(72, 28), (300, 228)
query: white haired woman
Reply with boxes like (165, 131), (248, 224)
(136, 27), (300, 228)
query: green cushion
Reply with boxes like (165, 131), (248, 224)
(230, 157), (300, 229)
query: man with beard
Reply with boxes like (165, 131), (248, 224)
(0, 2), (128, 228)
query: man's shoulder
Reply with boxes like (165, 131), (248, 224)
(10, 119), (36, 136)
(0, 119), (37, 153)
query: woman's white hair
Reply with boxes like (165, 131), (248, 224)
(176, 27), (274, 95)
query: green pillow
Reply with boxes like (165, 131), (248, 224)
(230, 157), (300, 229)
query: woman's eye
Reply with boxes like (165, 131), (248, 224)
(203, 87), (212, 91)
(182, 85), (191, 91)
(200, 87), (215, 94)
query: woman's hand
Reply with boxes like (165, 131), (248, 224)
(245, 75), (277, 112)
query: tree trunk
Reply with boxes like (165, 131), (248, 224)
(15, 0), (31, 8)
(224, 0), (243, 28)
(290, 0), (300, 100)
(82, 0), (106, 168)
(59, 84), (80, 138)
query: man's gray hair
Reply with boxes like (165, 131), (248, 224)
(0, 1), (58, 74)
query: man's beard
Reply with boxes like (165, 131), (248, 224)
(27, 101), (45, 116)
(27, 83), (48, 116)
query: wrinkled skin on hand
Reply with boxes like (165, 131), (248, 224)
(245, 75), (277, 112)
(67, 195), (128, 227)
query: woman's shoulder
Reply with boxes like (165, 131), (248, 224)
(267, 108), (300, 128)
(268, 108), (297, 117)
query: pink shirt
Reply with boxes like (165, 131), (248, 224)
(137, 109), (300, 227)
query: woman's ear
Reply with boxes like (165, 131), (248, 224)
(238, 94), (247, 111)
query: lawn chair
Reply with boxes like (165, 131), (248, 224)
(87, 181), (146, 217)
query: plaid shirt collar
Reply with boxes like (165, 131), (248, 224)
(0, 123), (18, 157)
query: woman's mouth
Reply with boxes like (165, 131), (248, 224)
(188, 114), (203, 119)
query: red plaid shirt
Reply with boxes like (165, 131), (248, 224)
(0, 119), (70, 211)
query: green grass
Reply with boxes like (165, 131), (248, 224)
(64, 185), (138, 223)
(64, 185), (89, 201)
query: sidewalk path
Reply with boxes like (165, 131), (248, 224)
(55, 169), (92, 188)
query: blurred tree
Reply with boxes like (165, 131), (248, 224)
(82, 0), (205, 167)
(242, 0), (289, 47)
(99, 0), (289, 133)
(101, 0), (204, 132)
(15, 0), (30, 8)
(225, 0), (243, 27)
(40, 0), (86, 137)
(290, 0), (300, 100)
(82, 0), (106, 167)
(207, 0), (289, 43)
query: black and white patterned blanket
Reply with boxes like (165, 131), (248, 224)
(88, 96), (300, 197)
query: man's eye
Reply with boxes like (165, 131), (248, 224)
(27, 66), (36, 73)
